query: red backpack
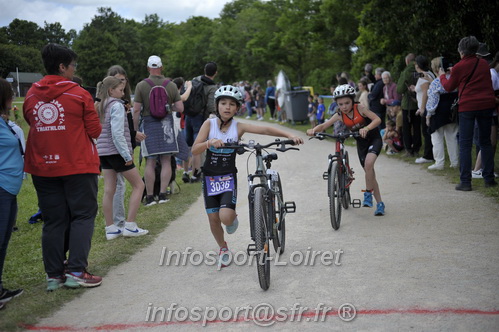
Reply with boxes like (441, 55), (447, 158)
(144, 78), (171, 119)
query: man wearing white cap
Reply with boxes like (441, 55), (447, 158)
(133, 55), (183, 206)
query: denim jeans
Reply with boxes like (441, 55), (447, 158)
(113, 173), (126, 228)
(0, 187), (17, 290)
(458, 109), (495, 184)
(245, 101), (253, 117)
(185, 113), (204, 147)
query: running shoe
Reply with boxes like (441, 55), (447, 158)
(182, 172), (190, 183)
(123, 222), (149, 237)
(64, 271), (102, 288)
(0, 288), (23, 303)
(374, 202), (385, 216)
(226, 217), (239, 234)
(47, 277), (65, 292)
(158, 193), (170, 204)
(471, 170), (482, 179)
(218, 246), (231, 269)
(144, 195), (157, 206)
(105, 224), (123, 240)
(362, 191), (373, 207)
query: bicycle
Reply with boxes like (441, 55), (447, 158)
(310, 132), (361, 230)
(224, 139), (299, 290)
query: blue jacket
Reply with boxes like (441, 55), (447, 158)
(0, 118), (24, 195)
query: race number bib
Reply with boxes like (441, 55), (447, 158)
(205, 174), (235, 196)
(266, 169), (279, 182)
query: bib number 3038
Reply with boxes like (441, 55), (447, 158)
(205, 174), (235, 196)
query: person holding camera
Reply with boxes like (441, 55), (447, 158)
(425, 57), (459, 170)
(440, 36), (497, 190)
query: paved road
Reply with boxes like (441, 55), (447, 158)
(33, 121), (499, 331)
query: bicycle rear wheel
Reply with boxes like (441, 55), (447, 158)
(341, 152), (351, 210)
(329, 162), (342, 230)
(271, 174), (285, 254)
(254, 187), (270, 290)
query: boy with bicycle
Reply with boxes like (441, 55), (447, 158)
(307, 84), (385, 216)
(191, 85), (303, 268)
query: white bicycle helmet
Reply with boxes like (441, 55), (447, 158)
(333, 84), (356, 100)
(215, 85), (243, 105)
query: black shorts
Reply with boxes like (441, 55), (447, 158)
(100, 154), (135, 173)
(356, 132), (383, 168)
(202, 174), (237, 213)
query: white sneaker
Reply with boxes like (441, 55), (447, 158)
(415, 157), (433, 164)
(105, 225), (123, 240)
(428, 164), (444, 170)
(123, 222), (149, 237)
(471, 170), (483, 179)
(245, 116), (251, 119)
(258, 117), (264, 121)
(269, 117), (274, 121)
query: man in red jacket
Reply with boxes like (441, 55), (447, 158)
(23, 43), (103, 291)
(440, 36), (497, 190)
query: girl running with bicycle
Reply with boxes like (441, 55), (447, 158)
(307, 84), (385, 216)
(192, 85), (303, 268)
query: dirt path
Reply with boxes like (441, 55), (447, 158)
(33, 121), (499, 331)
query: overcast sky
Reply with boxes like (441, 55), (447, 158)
(0, 0), (234, 32)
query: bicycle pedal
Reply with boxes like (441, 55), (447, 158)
(284, 201), (296, 213)
(247, 243), (257, 255)
(322, 172), (328, 180)
(351, 199), (362, 208)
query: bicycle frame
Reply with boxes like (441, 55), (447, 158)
(224, 139), (298, 290)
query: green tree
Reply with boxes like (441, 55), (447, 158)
(167, 16), (216, 80)
(355, 0), (499, 79)
(43, 22), (73, 46)
(3, 19), (45, 48)
(0, 44), (43, 78)
(73, 7), (142, 87)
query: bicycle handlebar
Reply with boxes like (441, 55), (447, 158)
(223, 139), (300, 153)
(309, 131), (360, 141)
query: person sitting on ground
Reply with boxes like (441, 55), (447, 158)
(383, 120), (404, 155)
(191, 85), (303, 268)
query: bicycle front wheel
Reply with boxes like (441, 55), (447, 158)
(271, 174), (285, 254)
(254, 187), (270, 290)
(341, 151), (351, 210)
(329, 162), (342, 230)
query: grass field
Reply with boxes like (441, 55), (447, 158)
(1, 100), (203, 331)
(0, 99), (497, 330)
